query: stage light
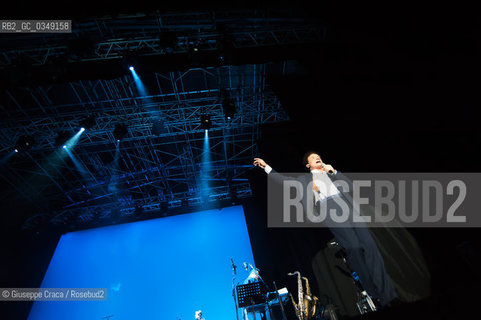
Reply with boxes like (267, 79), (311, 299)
(200, 115), (212, 130)
(129, 64), (150, 98)
(15, 135), (35, 151)
(122, 50), (138, 72)
(56, 128), (85, 150)
(80, 127), (85, 132)
(113, 123), (128, 141)
(55, 131), (71, 148)
(79, 115), (96, 130)
(222, 98), (236, 120)
(14, 149), (18, 153)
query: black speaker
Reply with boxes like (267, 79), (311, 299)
(311, 239), (360, 317)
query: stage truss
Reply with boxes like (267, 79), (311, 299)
(0, 65), (289, 230)
(0, 8), (326, 230)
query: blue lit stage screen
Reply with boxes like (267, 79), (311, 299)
(29, 205), (255, 320)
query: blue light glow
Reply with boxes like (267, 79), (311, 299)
(128, 64), (166, 126)
(65, 148), (89, 177)
(80, 127), (85, 132)
(62, 128), (85, 150)
(1, 150), (17, 164)
(129, 68), (149, 97)
(200, 129), (211, 200)
(28, 206), (255, 320)
(107, 140), (121, 193)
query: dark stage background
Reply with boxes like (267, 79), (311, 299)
(1, 1), (480, 319)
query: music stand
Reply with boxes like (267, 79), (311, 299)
(236, 282), (267, 308)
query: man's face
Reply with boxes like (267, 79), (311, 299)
(306, 153), (323, 170)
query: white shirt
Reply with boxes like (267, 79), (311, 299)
(264, 165), (340, 202)
(310, 169), (341, 201)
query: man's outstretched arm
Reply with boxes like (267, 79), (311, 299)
(253, 158), (273, 174)
(253, 158), (302, 187)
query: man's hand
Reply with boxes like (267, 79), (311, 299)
(322, 164), (336, 173)
(253, 158), (268, 169)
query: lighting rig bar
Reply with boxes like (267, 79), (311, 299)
(0, 9), (326, 68)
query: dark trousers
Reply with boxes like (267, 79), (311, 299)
(329, 226), (398, 306)
(319, 197), (399, 306)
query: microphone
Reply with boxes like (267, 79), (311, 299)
(230, 258), (237, 275)
(321, 163), (335, 175)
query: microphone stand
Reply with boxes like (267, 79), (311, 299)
(273, 281), (287, 320)
(231, 260), (239, 320)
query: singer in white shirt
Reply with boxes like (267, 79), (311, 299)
(253, 152), (399, 308)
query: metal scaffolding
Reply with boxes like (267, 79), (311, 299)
(0, 64), (289, 230)
(0, 9), (325, 230)
(0, 9), (326, 68)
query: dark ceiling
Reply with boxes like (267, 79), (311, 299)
(0, 2), (480, 318)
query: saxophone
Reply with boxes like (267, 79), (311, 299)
(302, 276), (320, 319)
(288, 271), (320, 320)
(288, 271), (306, 320)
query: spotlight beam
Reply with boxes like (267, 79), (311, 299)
(3, 129), (87, 207)
(129, 68), (148, 97)
(64, 128), (86, 148)
(200, 129), (212, 201)
(108, 140), (121, 193)
(0, 151), (16, 166)
(65, 148), (95, 182)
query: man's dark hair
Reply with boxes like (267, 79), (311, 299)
(302, 150), (320, 166)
